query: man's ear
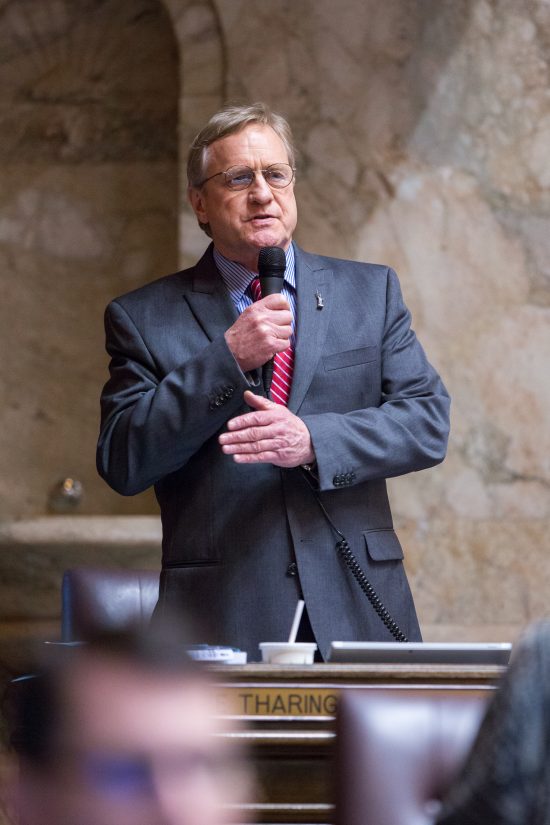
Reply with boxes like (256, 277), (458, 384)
(188, 187), (208, 225)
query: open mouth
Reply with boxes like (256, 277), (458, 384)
(248, 214), (275, 222)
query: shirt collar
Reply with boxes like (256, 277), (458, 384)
(214, 243), (296, 301)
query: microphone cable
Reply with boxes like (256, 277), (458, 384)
(300, 469), (408, 643)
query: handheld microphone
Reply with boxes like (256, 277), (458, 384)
(258, 246), (286, 397)
(259, 245), (286, 296)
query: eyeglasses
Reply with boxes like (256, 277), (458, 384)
(199, 163), (295, 191)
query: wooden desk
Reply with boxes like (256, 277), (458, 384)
(211, 663), (505, 824)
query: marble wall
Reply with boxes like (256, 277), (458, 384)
(0, 0), (548, 642)
(0, 0), (179, 518)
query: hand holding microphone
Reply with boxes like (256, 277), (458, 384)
(223, 247), (291, 374)
(220, 247), (315, 467)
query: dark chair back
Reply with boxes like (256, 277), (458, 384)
(61, 567), (159, 641)
(336, 687), (491, 825)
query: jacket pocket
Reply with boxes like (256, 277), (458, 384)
(323, 345), (379, 371)
(363, 529), (404, 561)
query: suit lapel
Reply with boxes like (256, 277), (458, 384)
(183, 245), (238, 341)
(289, 247), (333, 413)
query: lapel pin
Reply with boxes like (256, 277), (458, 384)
(315, 291), (324, 310)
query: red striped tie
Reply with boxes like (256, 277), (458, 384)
(250, 278), (294, 406)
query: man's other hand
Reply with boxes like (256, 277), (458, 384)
(219, 390), (315, 467)
(224, 295), (292, 372)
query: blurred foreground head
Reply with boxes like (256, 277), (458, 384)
(5, 626), (252, 825)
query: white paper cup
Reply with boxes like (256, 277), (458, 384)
(259, 642), (317, 664)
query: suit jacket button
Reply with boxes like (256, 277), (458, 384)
(333, 474), (342, 486)
(286, 562), (298, 577)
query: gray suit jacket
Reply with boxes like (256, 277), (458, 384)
(97, 243), (450, 660)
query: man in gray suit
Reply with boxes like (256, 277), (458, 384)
(97, 103), (450, 661)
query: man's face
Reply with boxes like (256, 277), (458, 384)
(188, 124), (298, 271)
(17, 657), (251, 825)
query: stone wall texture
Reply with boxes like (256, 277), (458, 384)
(0, 0), (179, 518)
(0, 0), (549, 642)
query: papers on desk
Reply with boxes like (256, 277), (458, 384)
(187, 645), (247, 664)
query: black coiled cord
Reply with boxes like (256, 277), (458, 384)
(301, 467), (408, 643)
(336, 539), (408, 643)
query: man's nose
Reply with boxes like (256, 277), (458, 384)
(248, 171), (273, 202)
